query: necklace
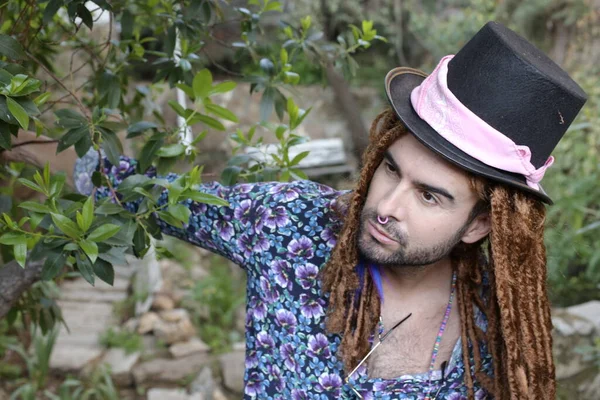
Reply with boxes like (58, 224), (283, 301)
(424, 270), (457, 400)
(377, 270), (457, 400)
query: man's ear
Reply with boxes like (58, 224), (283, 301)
(461, 212), (491, 244)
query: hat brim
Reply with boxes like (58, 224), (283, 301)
(385, 67), (552, 204)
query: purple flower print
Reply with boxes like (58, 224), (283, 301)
(320, 227), (337, 247)
(215, 220), (234, 241)
(447, 393), (466, 400)
(256, 331), (275, 349)
(110, 160), (131, 176)
(269, 183), (300, 202)
(296, 263), (319, 290)
(237, 234), (254, 258)
(272, 260), (291, 288)
(249, 296), (267, 320)
(307, 333), (331, 358)
(245, 371), (264, 397)
(300, 293), (324, 319)
(245, 349), (258, 369)
(287, 236), (314, 260)
(234, 199), (253, 225)
(316, 373), (342, 396)
(264, 206), (290, 229)
(291, 389), (308, 400)
(374, 381), (395, 392)
(252, 235), (270, 252)
(280, 343), (297, 371)
(475, 389), (487, 400)
(275, 309), (297, 333)
(259, 276), (278, 303)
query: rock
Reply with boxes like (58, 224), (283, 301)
(160, 308), (189, 322)
(123, 317), (139, 333)
(60, 276), (130, 292)
(60, 289), (128, 303)
(154, 317), (196, 344)
(132, 353), (210, 386)
(232, 342), (245, 351)
(138, 312), (160, 334)
(101, 348), (140, 386)
(49, 345), (104, 372)
(159, 259), (188, 282)
(219, 349), (245, 394)
(212, 388), (228, 400)
(152, 293), (175, 311)
(190, 366), (214, 400)
(581, 371), (600, 400)
(566, 301), (600, 331)
(147, 388), (204, 400)
(169, 337), (210, 358)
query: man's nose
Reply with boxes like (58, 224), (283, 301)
(376, 185), (408, 223)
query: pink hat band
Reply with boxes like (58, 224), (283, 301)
(409, 55), (554, 190)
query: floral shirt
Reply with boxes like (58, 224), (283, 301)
(74, 151), (493, 399)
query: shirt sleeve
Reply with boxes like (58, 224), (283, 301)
(73, 149), (345, 268)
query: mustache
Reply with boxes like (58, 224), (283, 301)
(361, 208), (406, 244)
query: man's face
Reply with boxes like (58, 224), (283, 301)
(358, 134), (488, 267)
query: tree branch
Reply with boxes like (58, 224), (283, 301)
(0, 259), (44, 319)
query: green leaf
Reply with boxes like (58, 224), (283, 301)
(193, 69), (213, 99)
(50, 213), (81, 239)
(289, 150), (310, 166)
(0, 34), (26, 60)
(208, 81), (237, 96)
(42, 251), (67, 281)
(95, 202), (124, 215)
(6, 96), (28, 129)
(43, 0), (63, 24)
(186, 191), (229, 206)
(189, 114), (225, 131)
(157, 210), (183, 228)
(49, 174), (66, 197)
(265, 1), (282, 12)
(81, 197), (94, 232)
(260, 87), (275, 122)
(79, 239), (98, 264)
(17, 178), (44, 193)
(98, 246), (127, 265)
(93, 259), (114, 285)
(221, 166), (241, 186)
(74, 131), (93, 157)
(19, 201), (52, 213)
(168, 204), (191, 223)
(205, 103), (238, 122)
(100, 129), (122, 167)
(127, 121), (158, 136)
(168, 100), (186, 117)
(87, 224), (120, 242)
(14, 242), (27, 268)
(138, 138), (163, 172)
(77, 3), (93, 29)
(0, 232), (27, 245)
(156, 143), (186, 158)
(57, 125), (89, 153)
(75, 251), (95, 285)
(176, 83), (194, 99)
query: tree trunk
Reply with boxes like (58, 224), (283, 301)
(324, 64), (370, 165)
(0, 260), (44, 319)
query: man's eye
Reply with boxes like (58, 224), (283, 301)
(421, 191), (438, 205)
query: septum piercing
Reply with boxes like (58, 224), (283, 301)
(377, 215), (389, 225)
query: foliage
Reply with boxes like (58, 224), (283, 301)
(8, 325), (58, 399)
(99, 327), (143, 355)
(0, 0), (383, 330)
(182, 255), (246, 353)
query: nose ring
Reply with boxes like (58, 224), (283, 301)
(377, 215), (389, 225)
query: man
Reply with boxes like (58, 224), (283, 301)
(3, 22), (587, 399)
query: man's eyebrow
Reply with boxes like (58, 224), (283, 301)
(383, 151), (456, 202)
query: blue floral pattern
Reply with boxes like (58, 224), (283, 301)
(74, 150), (494, 399)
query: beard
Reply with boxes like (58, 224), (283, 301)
(357, 207), (470, 267)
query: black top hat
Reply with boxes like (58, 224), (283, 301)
(385, 21), (587, 204)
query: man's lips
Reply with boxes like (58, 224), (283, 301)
(367, 221), (397, 245)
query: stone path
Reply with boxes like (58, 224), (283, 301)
(49, 261), (135, 373)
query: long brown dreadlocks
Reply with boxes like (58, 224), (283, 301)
(321, 108), (555, 399)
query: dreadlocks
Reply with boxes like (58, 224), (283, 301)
(321, 108), (555, 399)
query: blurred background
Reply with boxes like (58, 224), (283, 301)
(0, 0), (598, 399)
